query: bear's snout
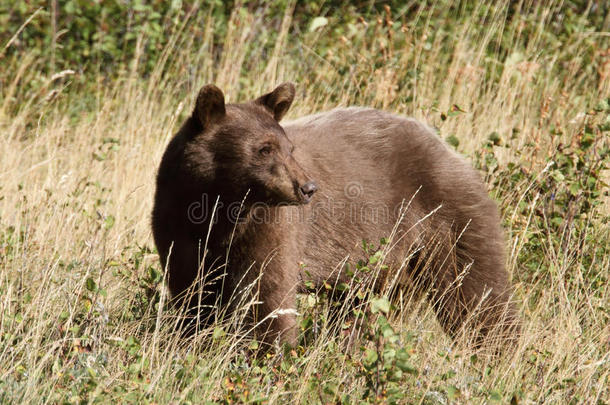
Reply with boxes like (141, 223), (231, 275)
(298, 181), (318, 203)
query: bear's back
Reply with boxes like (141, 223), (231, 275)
(283, 107), (486, 213)
(282, 108), (503, 286)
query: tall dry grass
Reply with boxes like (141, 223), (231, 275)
(0, 0), (608, 403)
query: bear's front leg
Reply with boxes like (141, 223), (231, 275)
(256, 306), (297, 348)
(253, 288), (298, 348)
(245, 259), (299, 348)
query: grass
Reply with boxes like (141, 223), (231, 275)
(0, 1), (609, 403)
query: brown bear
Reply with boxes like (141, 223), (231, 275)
(152, 82), (519, 348)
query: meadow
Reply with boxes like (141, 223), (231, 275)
(0, 1), (608, 403)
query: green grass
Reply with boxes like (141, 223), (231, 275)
(0, 1), (609, 403)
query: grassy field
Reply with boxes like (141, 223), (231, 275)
(0, 1), (609, 403)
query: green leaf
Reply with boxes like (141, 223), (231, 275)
(489, 391), (502, 402)
(447, 385), (461, 400)
(309, 16), (328, 32)
(569, 182), (581, 195)
(370, 296), (391, 314)
(488, 131), (501, 145)
(212, 327), (225, 340)
(383, 347), (396, 362)
(300, 316), (313, 330)
(336, 282), (349, 291)
(551, 170), (564, 182)
(446, 134), (459, 148)
(86, 277), (97, 292)
(104, 215), (115, 230)
(363, 348), (378, 368)
(369, 250), (382, 264)
(381, 323), (396, 340)
(396, 359), (418, 375)
(594, 99), (609, 112)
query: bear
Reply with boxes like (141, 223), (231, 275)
(152, 82), (519, 348)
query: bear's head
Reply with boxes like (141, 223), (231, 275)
(183, 82), (317, 206)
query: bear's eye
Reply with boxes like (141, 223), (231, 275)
(259, 145), (273, 156)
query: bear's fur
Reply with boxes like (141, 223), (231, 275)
(152, 82), (518, 347)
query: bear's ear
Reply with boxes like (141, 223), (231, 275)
(193, 84), (226, 129)
(255, 82), (296, 121)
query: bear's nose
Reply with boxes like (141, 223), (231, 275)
(299, 181), (318, 201)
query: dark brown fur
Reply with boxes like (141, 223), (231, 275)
(152, 83), (519, 347)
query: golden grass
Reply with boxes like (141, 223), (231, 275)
(0, 1), (608, 403)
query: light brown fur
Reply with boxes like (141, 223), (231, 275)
(152, 84), (519, 348)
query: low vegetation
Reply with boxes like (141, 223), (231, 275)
(0, 1), (608, 403)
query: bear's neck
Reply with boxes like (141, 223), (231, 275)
(182, 191), (277, 250)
